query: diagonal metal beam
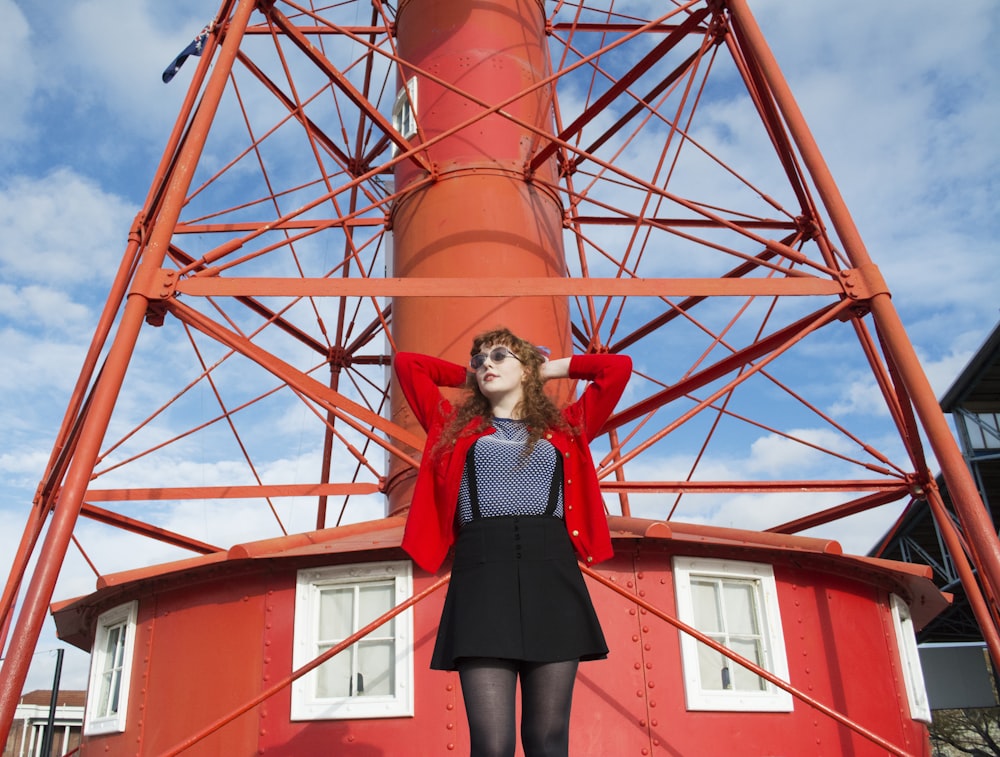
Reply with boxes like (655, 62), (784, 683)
(531, 7), (712, 172)
(608, 302), (840, 428)
(166, 297), (424, 456)
(265, 5), (428, 169)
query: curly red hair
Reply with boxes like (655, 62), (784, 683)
(434, 327), (573, 455)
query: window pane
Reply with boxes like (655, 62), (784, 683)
(729, 638), (766, 691)
(359, 583), (394, 636)
(722, 581), (758, 635)
(319, 587), (355, 640)
(315, 581), (397, 700)
(315, 643), (352, 698)
(97, 672), (114, 717)
(104, 626), (122, 660)
(691, 580), (722, 632)
(696, 642), (729, 690)
(109, 669), (122, 714)
(981, 413), (1000, 449)
(294, 563), (414, 719)
(358, 642), (395, 696)
(97, 624), (127, 718)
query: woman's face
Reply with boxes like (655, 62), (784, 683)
(472, 344), (525, 406)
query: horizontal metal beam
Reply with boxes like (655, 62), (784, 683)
(174, 276), (842, 298)
(600, 479), (908, 494)
(85, 482), (382, 502)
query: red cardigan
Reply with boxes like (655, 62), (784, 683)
(394, 351), (632, 573)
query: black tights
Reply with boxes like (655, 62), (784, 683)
(457, 657), (579, 757)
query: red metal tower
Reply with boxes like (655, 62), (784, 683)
(2, 0), (997, 752)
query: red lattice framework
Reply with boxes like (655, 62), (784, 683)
(2, 0), (998, 737)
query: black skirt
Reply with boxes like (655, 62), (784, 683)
(430, 515), (608, 671)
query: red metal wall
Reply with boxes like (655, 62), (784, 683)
(73, 544), (931, 755)
(82, 570), (269, 756)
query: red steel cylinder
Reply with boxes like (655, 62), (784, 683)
(387, 0), (571, 514)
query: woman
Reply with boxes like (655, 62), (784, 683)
(394, 328), (631, 757)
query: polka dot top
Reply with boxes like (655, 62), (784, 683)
(456, 417), (564, 525)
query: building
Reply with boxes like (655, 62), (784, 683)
(3, 690), (84, 757)
(49, 518), (945, 755)
(873, 322), (1000, 731)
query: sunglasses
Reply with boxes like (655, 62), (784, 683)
(470, 347), (522, 371)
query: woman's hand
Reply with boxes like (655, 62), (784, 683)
(539, 356), (571, 381)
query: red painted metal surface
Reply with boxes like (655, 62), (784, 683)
(1, 0), (995, 750)
(47, 522), (938, 755)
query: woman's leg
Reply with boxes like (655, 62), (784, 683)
(519, 659), (579, 757)
(457, 657), (519, 757)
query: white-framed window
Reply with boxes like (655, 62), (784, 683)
(84, 600), (138, 735)
(889, 593), (932, 723)
(292, 560), (414, 720)
(673, 556), (793, 712)
(392, 77), (418, 144)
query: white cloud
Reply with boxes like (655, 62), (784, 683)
(50, 2), (208, 132)
(0, 0), (36, 144)
(745, 428), (853, 476)
(829, 373), (892, 419)
(0, 168), (136, 283)
(0, 283), (91, 330)
(0, 328), (90, 398)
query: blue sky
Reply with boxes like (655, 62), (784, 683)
(1, 0), (998, 693)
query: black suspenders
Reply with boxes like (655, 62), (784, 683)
(465, 438), (563, 520)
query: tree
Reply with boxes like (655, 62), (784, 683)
(929, 708), (1000, 756)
